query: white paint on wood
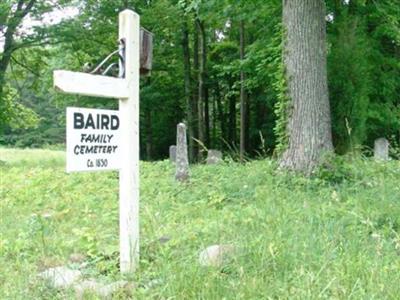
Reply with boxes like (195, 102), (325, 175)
(53, 9), (141, 275)
(118, 10), (140, 273)
(54, 71), (129, 99)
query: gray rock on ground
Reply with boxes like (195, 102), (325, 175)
(158, 236), (171, 244)
(39, 265), (132, 298)
(39, 266), (82, 289)
(199, 244), (235, 267)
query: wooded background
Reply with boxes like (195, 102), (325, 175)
(1, 0), (399, 161)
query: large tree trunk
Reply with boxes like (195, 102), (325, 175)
(239, 20), (247, 162)
(212, 94), (217, 146)
(143, 78), (153, 160)
(0, 26), (15, 97)
(228, 89), (236, 146)
(182, 20), (194, 161)
(145, 108), (153, 160)
(214, 82), (226, 147)
(196, 18), (206, 156)
(279, 0), (333, 173)
(204, 86), (210, 147)
(192, 19), (200, 160)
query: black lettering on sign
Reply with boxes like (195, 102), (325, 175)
(101, 115), (110, 130)
(85, 114), (95, 129)
(87, 159), (94, 168)
(73, 112), (119, 130)
(96, 158), (108, 167)
(74, 145), (80, 154)
(111, 115), (119, 130)
(74, 113), (84, 129)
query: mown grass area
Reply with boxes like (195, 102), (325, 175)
(1, 147), (400, 299)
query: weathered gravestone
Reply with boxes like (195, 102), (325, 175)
(169, 145), (176, 162)
(175, 123), (189, 181)
(206, 150), (222, 165)
(374, 138), (389, 161)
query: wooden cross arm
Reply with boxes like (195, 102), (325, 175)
(54, 70), (129, 99)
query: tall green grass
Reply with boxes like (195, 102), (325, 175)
(1, 148), (400, 299)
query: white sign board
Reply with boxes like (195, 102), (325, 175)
(66, 107), (121, 172)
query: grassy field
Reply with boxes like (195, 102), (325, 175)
(1, 147), (400, 299)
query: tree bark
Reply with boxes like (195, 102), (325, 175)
(214, 82), (226, 146)
(182, 20), (194, 161)
(228, 89), (236, 145)
(239, 20), (247, 162)
(192, 19), (200, 160)
(212, 93), (217, 146)
(280, 0), (333, 173)
(204, 85), (210, 147)
(144, 77), (153, 160)
(0, 0), (36, 98)
(145, 107), (153, 160)
(196, 18), (206, 154)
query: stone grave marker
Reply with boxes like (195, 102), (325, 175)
(374, 138), (389, 161)
(169, 145), (176, 162)
(175, 123), (189, 181)
(206, 150), (223, 165)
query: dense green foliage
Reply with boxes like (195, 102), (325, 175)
(1, 1), (399, 296)
(0, 0), (399, 158)
(328, 1), (400, 153)
(0, 0), (73, 130)
(1, 148), (400, 298)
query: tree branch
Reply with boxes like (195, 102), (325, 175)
(11, 55), (40, 76)
(21, 0), (37, 19)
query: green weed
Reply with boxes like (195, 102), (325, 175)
(1, 148), (400, 299)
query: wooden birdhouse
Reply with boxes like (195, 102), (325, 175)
(140, 28), (153, 76)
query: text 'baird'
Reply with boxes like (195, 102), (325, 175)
(74, 112), (119, 130)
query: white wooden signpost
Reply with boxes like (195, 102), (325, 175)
(54, 10), (140, 274)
